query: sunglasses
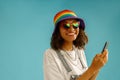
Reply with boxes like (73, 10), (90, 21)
(63, 22), (80, 29)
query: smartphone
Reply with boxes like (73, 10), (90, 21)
(101, 41), (109, 53)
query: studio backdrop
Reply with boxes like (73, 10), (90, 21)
(0, 0), (120, 80)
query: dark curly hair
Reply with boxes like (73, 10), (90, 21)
(50, 21), (88, 50)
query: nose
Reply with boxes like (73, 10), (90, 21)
(68, 26), (75, 32)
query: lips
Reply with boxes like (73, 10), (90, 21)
(67, 33), (76, 36)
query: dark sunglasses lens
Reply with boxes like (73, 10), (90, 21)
(63, 24), (70, 29)
(73, 23), (79, 29)
(63, 23), (79, 29)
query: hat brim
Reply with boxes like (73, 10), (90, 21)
(55, 17), (85, 30)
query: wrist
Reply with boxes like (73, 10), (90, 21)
(89, 66), (98, 74)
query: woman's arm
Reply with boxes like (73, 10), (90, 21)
(76, 49), (108, 80)
(76, 65), (98, 80)
(89, 70), (99, 80)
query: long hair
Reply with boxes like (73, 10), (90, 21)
(50, 22), (88, 50)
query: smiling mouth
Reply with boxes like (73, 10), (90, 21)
(67, 33), (76, 36)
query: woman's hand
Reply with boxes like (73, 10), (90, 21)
(90, 49), (108, 72)
(76, 49), (108, 80)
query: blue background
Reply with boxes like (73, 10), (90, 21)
(0, 0), (120, 80)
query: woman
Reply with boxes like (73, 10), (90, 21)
(43, 9), (108, 80)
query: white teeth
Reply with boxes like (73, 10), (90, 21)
(67, 33), (75, 36)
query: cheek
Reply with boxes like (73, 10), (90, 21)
(58, 24), (67, 39)
(76, 28), (79, 35)
(59, 27), (65, 37)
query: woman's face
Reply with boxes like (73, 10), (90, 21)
(59, 19), (80, 43)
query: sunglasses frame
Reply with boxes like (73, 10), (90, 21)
(62, 21), (80, 29)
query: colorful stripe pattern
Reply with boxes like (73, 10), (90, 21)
(54, 10), (78, 26)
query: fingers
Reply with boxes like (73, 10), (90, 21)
(91, 54), (105, 70)
(94, 54), (101, 61)
(95, 50), (108, 64)
(91, 50), (109, 71)
(101, 49), (108, 58)
(103, 49), (108, 62)
(99, 49), (109, 64)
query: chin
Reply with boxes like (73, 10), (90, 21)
(68, 38), (76, 42)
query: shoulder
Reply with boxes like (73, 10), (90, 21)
(44, 48), (56, 54)
(44, 48), (58, 59)
(43, 48), (61, 66)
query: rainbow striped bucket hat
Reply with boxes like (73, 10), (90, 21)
(54, 9), (85, 30)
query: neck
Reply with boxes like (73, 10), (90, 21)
(62, 42), (73, 51)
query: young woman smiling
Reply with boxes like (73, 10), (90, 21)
(43, 9), (108, 80)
